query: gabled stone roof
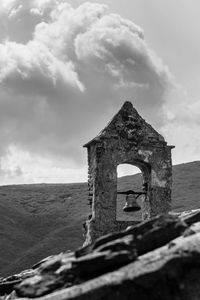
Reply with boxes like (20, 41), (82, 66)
(83, 101), (166, 148)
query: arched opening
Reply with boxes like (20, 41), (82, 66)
(116, 164), (145, 221)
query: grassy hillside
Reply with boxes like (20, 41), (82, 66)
(0, 183), (90, 276)
(1, 161), (200, 276)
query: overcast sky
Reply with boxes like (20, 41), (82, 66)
(0, 0), (200, 185)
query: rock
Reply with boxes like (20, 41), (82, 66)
(0, 269), (36, 296)
(181, 210), (200, 226)
(0, 291), (17, 300)
(72, 249), (136, 279)
(76, 213), (188, 257)
(15, 237), (136, 297)
(29, 232), (200, 300)
(15, 274), (63, 298)
(0, 280), (21, 296)
(2, 213), (200, 299)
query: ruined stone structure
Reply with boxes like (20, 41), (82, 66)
(83, 101), (174, 243)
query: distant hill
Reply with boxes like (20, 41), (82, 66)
(1, 161), (200, 276)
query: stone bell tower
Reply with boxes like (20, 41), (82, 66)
(83, 101), (174, 244)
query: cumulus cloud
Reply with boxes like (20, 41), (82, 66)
(160, 83), (200, 165)
(0, 1), (175, 183)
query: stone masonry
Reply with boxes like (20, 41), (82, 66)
(83, 101), (174, 244)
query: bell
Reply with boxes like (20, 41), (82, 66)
(123, 194), (141, 212)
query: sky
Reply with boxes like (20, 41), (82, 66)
(0, 0), (200, 184)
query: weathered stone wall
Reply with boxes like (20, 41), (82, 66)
(87, 147), (95, 207)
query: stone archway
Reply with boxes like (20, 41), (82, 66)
(114, 158), (152, 223)
(116, 164), (143, 222)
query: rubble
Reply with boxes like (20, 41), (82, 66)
(1, 211), (200, 299)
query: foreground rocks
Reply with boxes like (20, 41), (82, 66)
(1, 211), (200, 300)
